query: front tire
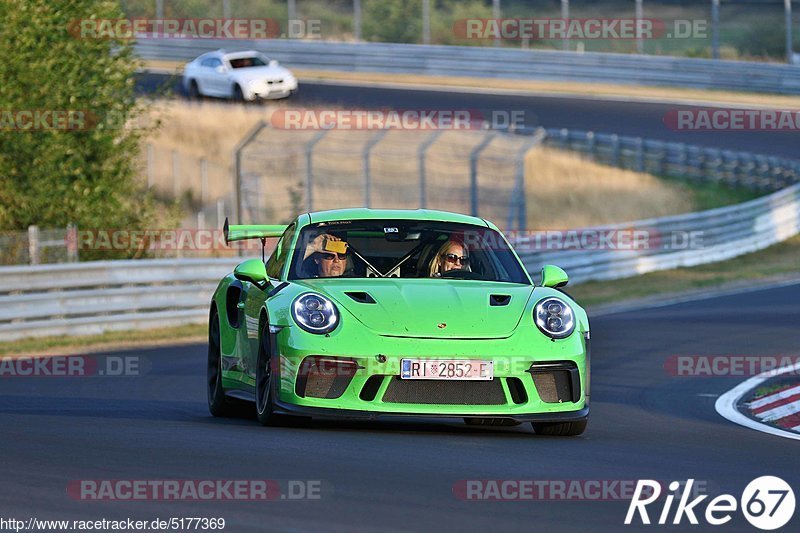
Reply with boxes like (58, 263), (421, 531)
(187, 79), (201, 100)
(232, 84), (245, 102)
(531, 419), (587, 436)
(255, 322), (284, 426)
(208, 309), (237, 417)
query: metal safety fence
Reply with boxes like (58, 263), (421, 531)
(135, 38), (800, 94)
(0, 258), (236, 341)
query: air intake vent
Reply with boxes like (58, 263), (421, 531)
(528, 361), (581, 403)
(345, 292), (376, 304)
(295, 357), (357, 399)
(489, 294), (511, 306)
(382, 378), (506, 405)
(359, 375), (384, 402)
(506, 377), (528, 404)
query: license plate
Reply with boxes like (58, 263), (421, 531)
(400, 359), (493, 380)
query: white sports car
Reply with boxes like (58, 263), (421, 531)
(182, 50), (298, 101)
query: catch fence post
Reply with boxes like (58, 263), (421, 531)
(418, 130), (444, 208)
(363, 129), (388, 208)
(611, 134), (620, 167)
(469, 132), (497, 217)
(28, 225), (40, 265)
(305, 130), (329, 212)
(635, 138), (645, 172)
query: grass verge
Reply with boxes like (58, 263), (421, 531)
(0, 323), (205, 357)
(672, 178), (762, 211)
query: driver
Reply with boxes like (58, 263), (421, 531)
(304, 234), (348, 277)
(429, 239), (470, 277)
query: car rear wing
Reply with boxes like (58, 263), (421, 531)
(223, 217), (287, 244)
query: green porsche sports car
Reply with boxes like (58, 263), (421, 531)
(208, 209), (590, 436)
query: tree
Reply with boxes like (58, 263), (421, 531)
(0, 0), (153, 232)
(362, 0), (423, 43)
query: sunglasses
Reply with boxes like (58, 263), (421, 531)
(444, 253), (469, 266)
(319, 252), (347, 261)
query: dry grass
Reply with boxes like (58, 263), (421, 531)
(0, 324), (206, 357)
(141, 101), (693, 229)
(145, 100), (280, 162)
(522, 148), (692, 228)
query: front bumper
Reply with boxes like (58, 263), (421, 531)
(249, 83), (298, 100)
(273, 398), (589, 422)
(271, 327), (590, 419)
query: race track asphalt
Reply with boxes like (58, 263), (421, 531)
(2, 283), (799, 532)
(135, 73), (799, 159)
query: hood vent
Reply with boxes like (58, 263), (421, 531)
(489, 294), (511, 306)
(345, 291), (376, 304)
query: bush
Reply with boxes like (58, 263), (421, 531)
(0, 0), (157, 245)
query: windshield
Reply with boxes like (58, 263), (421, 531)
(288, 220), (530, 284)
(229, 56), (267, 69)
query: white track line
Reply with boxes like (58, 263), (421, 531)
(715, 361), (800, 441)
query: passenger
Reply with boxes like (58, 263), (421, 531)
(304, 234), (348, 277)
(429, 239), (470, 277)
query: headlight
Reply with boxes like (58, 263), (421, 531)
(292, 293), (339, 334)
(534, 297), (575, 339)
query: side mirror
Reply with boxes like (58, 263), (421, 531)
(215, 65), (227, 74)
(268, 59), (278, 68)
(234, 258), (268, 286)
(540, 264), (569, 288)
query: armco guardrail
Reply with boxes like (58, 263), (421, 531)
(0, 258), (237, 341)
(136, 39), (800, 95)
(514, 182), (800, 282)
(541, 128), (800, 192)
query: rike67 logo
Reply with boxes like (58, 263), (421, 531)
(625, 477), (795, 530)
